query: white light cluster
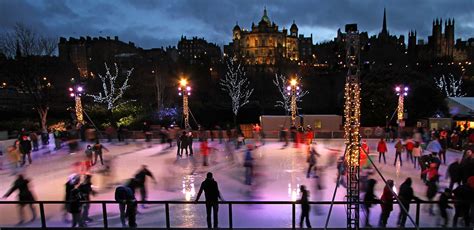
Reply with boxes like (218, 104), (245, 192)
(87, 62), (134, 110)
(220, 58), (254, 116)
(434, 73), (466, 97)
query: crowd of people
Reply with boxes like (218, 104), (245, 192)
(360, 126), (474, 228)
(1, 122), (474, 228)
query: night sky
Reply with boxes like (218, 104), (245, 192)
(1, 0), (473, 48)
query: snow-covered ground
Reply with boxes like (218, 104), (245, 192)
(0, 138), (464, 228)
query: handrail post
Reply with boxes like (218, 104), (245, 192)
(292, 203), (296, 229)
(415, 201), (420, 227)
(39, 202), (46, 228)
(165, 202), (170, 228)
(228, 203), (233, 229)
(102, 202), (108, 229)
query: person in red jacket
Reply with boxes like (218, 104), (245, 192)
(379, 180), (395, 227)
(377, 138), (387, 164)
(405, 138), (415, 163)
(200, 140), (210, 166)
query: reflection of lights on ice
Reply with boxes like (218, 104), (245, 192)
(288, 183), (299, 201)
(392, 185), (398, 195)
(182, 177), (196, 201)
(396, 162), (400, 178)
(291, 190), (297, 201)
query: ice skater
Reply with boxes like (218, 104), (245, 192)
(2, 174), (37, 225)
(133, 165), (157, 208)
(363, 179), (378, 227)
(298, 185), (312, 228)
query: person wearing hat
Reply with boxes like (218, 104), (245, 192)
(195, 172), (224, 229)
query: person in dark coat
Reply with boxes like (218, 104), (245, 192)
(298, 185), (311, 228)
(426, 174), (439, 216)
(92, 139), (109, 166)
(2, 174), (36, 224)
(176, 130), (182, 157)
(460, 150), (474, 184)
(397, 178), (422, 227)
(78, 175), (96, 222)
(195, 172), (224, 229)
(379, 180), (395, 227)
(180, 131), (189, 156)
(438, 188), (453, 227)
(64, 174), (80, 222)
(115, 181), (137, 228)
(447, 159), (462, 190)
(243, 145), (254, 185)
(363, 179), (378, 227)
(134, 165), (157, 208)
(19, 135), (32, 166)
(452, 181), (473, 227)
(306, 144), (320, 178)
(187, 132), (194, 156)
(142, 121), (152, 145)
(68, 186), (85, 227)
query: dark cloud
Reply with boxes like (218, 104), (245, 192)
(0, 0), (472, 48)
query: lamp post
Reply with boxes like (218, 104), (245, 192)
(395, 85), (409, 128)
(178, 78), (191, 129)
(69, 84), (85, 124)
(287, 78), (300, 127)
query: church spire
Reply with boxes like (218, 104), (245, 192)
(382, 7), (388, 34)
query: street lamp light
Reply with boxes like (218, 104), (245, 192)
(395, 85), (409, 127)
(178, 78), (191, 129)
(69, 84), (85, 124)
(287, 78), (301, 127)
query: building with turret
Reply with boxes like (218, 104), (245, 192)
(224, 8), (314, 65)
(408, 18), (472, 61)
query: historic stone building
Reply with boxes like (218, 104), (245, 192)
(408, 18), (472, 62)
(224, 8), (314, 65)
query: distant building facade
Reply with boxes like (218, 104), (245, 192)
(408, 18), (472, 62)
(224, 8), (315, 65)
(177, 36), (222, 65)
(58, 36), (140, 77)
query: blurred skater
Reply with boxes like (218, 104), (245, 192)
(298, 185), (311, 228)
(2, 174), (36, 225)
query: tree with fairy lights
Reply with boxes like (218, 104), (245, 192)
(434, 74), (466, 97)
(88, 62), (134, 111)
(220, 58), (254, 126)
(273, 74), (308, 114)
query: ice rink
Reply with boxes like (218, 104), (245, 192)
(0, 138), (464, 228)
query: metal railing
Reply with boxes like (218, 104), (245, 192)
(0, 200), (462, 229)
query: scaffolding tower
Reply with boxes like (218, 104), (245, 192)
(343, 24), (361, 230)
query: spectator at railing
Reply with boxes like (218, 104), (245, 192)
(195, 172), (224, 229)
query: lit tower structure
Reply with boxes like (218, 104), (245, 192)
(68, 82), (85, 124)
(178, 78), (191, 129)
(343, 24), (361, 229)
(287, 78), (300, 127)
(395, 85), (409, 127)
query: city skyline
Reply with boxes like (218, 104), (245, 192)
(1, 0), (473, 49)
